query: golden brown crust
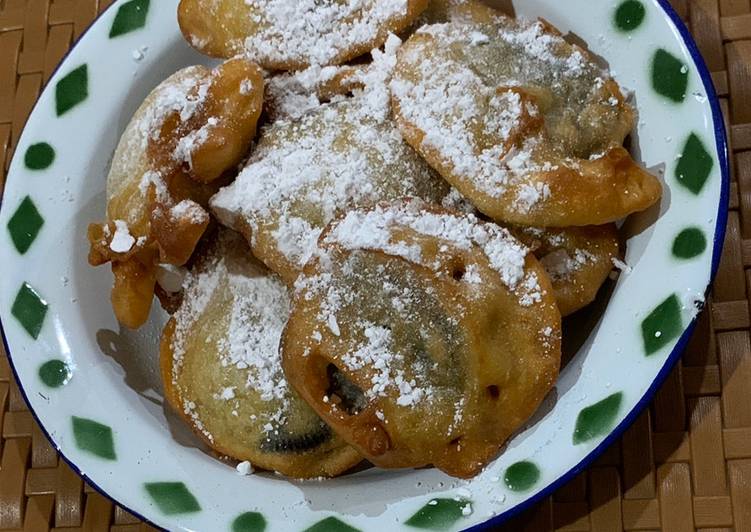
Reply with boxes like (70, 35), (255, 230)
(178, 0), (430, 69)
(161, 320), (362, 478)
(282, 202), (561, 477)
(391, 5), (662, 227)
(88, 59), (264, 328)
(511, 225), (620, 316)
(209, 95), (449, 287)
(160, 231), (362, 478)
(149, 59), (264, 185)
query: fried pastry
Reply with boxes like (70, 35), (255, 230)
(512, 225), (619, 316)
(88, 58), (264, 328)
(211, 41), (450, 284)
(282, 200), (561, 478)
(265, 63), (368, 122)
(390, 1), (662, 226)
(178, 0), (429, 70)
(442, 187), (620, 314)
(160, 229), (361, 478)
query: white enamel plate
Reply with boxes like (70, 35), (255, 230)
(0, 0), (729, 530)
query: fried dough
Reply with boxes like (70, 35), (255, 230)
(282, 201), (561, 478)
(178, 0), (429, 69)
(391, 1), (661, 226)
(160, 230), (361, 478)
(88, 59), (263, 328)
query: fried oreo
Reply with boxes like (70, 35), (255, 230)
(178, 0), (429, 69)
(87, 58), (264, 328)
(211, 42), (450, 284)
(282, 201), (561, 478)
(390, 1), (661, 226)
(160, 230), (361, 478)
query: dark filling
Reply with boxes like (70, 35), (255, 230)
(326, 364), (367, 415)
(260, 421), (331, 454)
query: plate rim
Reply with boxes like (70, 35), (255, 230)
(0, 0), (731, 530)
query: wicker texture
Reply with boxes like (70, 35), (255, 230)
(0, 0), (750, 530)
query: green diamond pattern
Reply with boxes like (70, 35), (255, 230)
(109, 0), (150, 38)
(11, 283), (48, 339)
(7, 196), (44, 254)
(56, 64), (88, 116)
(145, 482), (201, 515)
(72, 417), (116, 460)
(232, 511), (267, 532)
(303, 516), (360, 532)
(405, 498), (471, 530)
(641, 294), (683, 355)
(651, 49), (688, 103)
(573, 392), (624, 445)
(675, 133), (714, 194)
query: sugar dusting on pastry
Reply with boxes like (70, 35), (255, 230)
(170, 199), (209, 225)
(170, 237), (293, 435)
(539, 248), (595, 281)
(390, 22), (557, 213)
(173, 116), (218, 169)
(211, 36), (451, 277)
(242, 0), (411, 66)
(290, 201), (549, 409)
(109, 220), (136, 253)
(390, 9), (650, 225)
(265, 64), (350, 121)
(322, 200), (534, 294)
(218, 269), (290, 403)
(340, 322), (433, 406)
(136, 69), (211, 148)
(292, 252), (453, 409)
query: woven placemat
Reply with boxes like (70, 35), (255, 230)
(1, 0), (750, 530)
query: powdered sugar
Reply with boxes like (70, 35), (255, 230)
(211, 38), (449, 275)
(171, 235), (291, 413)
(611, 256), (632, 274)
(441, 187), (478, 214)
(236, 460), (254, 475)
(391, 28), (547, 211)
(136, 69), (210, 150)
(463, 263), (482, 284)
(447, 397), (466, 435)
(332, 322), (430, 406)
(137, 169), (168, 202)
(265, 64), (348, 121)
(218, 387), (236, 400)
(173, 117), (217, 168)
(183, 399), (213, 442)
(240, 79), (254, 95)
(218, 269), (290, 403)
(240, 0), (412, 67)
(170, 199), (209, 225)
(391, 11), (628, 215)
(540, 248), (595, 281)
(323, 201), (532, 292)
(110, 220), (136, 253)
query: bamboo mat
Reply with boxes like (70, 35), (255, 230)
(0, 0), (750, 530)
